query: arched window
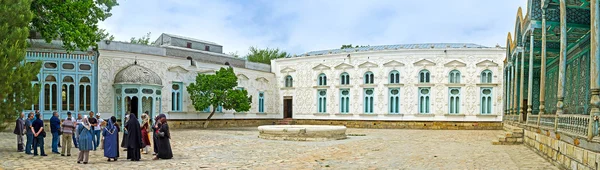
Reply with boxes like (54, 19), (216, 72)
(79, 76), (91, 111)
(187, 56), (195, 66)
(449, 70), (460, 83)
(340, 72), (350, 85)
(31, 75), (39, 111)
(44, 75), (57, 111)
(258, 92), (265, 113)
(318, 73), (327, 86)
(389, 88), (400, 113)
(284, 75), (293, 87)
(364, 89), (374, 113)
(61, 76), (75, 111)
(449, 88), (461, 114)
(171, 82), (183, 111)
(419, 70), (430, 83)
(481, 88), (493, 114)
(481, 70), (493, 83)
(340, 89), (350, 113)
(317, 90), (327, 113)
(389, 70), (400, 84)
(419, 88), (430, 113)
(364, 71), (374, 84)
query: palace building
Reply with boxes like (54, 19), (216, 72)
(503, 0), (600, 169)
(26, 33), (505, 128)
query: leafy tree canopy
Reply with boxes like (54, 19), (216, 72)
(244, 46), (289, 64)
(187, 67), (251, 128)
(130, 32), (151, 45)
(341, 44), (369, 49)
(0, 0), (42, 130)
(30, 0), (119, 51)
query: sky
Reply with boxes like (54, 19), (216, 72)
(99, 0), (528, 55)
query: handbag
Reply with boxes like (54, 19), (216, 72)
(40, 130), (46, 138)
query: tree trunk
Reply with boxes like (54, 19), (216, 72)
(203, 107), (217, 128)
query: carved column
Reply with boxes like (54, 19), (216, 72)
(527, 31), (534, 124)
(520, 46), (526, 122)
(555, 0), (567, 130)
(538, 10), (547, 126)
(513, 54), (519, 117)
(589, 0), (600, 140)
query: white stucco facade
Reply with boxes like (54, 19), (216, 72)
(96, 42), (280, 120)
(92, 39), (505, 122)
(270, 46), (506, 122)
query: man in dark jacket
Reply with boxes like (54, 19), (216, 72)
(50, 112), (61, 154)
(14, 112), (25, 152)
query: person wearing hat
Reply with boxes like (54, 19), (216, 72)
(61, 112), (76, 156)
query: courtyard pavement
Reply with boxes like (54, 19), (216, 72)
(0, 128), (558, 170)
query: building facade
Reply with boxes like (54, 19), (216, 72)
(25, 35), (506, 126)
(271, 43), (505, 122)
(503, 0), (600, 169)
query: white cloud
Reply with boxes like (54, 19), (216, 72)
(100, 0), (528, 55)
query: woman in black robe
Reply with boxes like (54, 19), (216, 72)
(153, 114), (172, 160)
(125, 113), (143, 161)
(152, 116), (160, 155)
(110, 116), (120, 158)
(121, 114), (129, 151)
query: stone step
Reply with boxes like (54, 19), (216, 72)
(492, 140), (502, 145)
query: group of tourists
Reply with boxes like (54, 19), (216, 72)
(13, 110), (172, 164)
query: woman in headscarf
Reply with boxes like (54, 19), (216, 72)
(152, 115), (160, 155)
(140, 112), (152, 154)
(102, 116), (119, 161)
(111, 116), (120, 158)
(125, 113), (143, 161)
(77, 117), (94, 164)
(120, 114), (129, 151)
(153, 114), (172, 160)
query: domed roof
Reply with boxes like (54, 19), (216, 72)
(114, 64), (162, 86)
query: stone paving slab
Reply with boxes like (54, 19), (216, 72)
(0, 128), (558, 170)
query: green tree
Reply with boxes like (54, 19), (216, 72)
(187, 67), (251, 128)
(341, 44), (369, 49)
(340, 44), (353, 49)
(245, 46), (289, 64)
(0, 0), (42, 130)
(130, 32), (151, 45)
(30, 0), (119, 51)
(228, 51), (240, 58)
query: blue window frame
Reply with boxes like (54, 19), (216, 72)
(317, 90), (327, 113)
(419, 87), (430, 114)
(61, 75), (75, 111)
(340, 89), (350, 113)
(389, 70), (400, 84)
(449, 70), (460, 83)
(318, 73), (327, 86)
(171, 82), (183, 111)
(481, 88), (493, 114)
(481, 70), (492, 83)
(449, 88), (461, 114)
(340, 72), (350, 85)
(285, 75), (293, 87)
(364, 71), (374, 84)
(419, 70), (430, 83)
(364, 88), (374, 113)
(217, 105), (223, 112)
(258, 92), (264, 113)
(389, 88), (400, 114)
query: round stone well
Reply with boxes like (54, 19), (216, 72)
(258, 125), (347, 141)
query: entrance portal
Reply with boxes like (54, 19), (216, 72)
(126, 96), (139, 116)
(283, 97), (293, 118)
